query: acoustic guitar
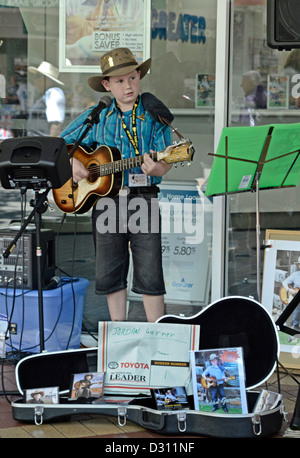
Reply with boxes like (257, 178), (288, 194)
(279, 285), (300, 305)
(53, 140), (194, 214)
(201, 375), (236, 390)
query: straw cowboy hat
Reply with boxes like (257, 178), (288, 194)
(28, 61), (64, 86)
(209, 353), (218, 361)
(30, 390), (44, 398)
(88, 47), (151, 92)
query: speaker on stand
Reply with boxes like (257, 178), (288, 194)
(267, 0), (300, 50)
(0, 136), (71, 353)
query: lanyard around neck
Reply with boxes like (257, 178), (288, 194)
(116, 96), (140, 156)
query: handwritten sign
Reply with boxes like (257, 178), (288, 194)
(98, 321), (200, 395)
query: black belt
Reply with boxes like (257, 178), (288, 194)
(124, 186), (160, 195)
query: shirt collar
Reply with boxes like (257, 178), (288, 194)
(106, 96), (145, 121)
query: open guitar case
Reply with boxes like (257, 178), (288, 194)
(11, 296), (287, 438)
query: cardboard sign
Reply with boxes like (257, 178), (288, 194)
(98, 321), (200, 395)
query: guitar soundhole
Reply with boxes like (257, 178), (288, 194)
(88, 163), (98, 183)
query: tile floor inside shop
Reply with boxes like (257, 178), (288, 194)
(0, 358), (299, 439)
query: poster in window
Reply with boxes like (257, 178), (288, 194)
(59, 0), (151, 73)
(195, 74), (215, 108)
(267, 75), (289, 109)
(262, 235), (300, 362)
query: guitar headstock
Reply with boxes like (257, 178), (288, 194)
(158, 140), (195, 165)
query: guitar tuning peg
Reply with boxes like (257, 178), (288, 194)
(187, 162), (191, 166)
(181, 162), (185, 166)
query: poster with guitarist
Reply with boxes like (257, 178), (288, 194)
(262, 241), (300, 351)
(280, 255), (300, 331)
(190, 347), (248, 414)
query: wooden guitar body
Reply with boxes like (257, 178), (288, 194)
(279, 285), (300, 305)
(53, 145), (123, 214)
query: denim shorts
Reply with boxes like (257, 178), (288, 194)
(93, 191), (166, 296)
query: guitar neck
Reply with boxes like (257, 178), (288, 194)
(100, 152), (158, 177)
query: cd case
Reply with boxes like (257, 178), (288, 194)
(151, 386), (190, 411)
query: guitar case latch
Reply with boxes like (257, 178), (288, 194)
(252, 414), (262, 436)
(34, 406), (44, 426)
(118, 406), (127, 426)
(177, 411), (187, 433)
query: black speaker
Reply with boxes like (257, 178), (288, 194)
(267, 0), (300, 50)
(0, 136), (71, 190)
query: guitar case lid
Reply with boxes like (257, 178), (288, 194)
(157, 295), (279, 390)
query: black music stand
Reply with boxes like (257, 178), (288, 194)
(205, 122), (300, 302)
(0, 136), (71, 353)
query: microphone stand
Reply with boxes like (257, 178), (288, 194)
(68, 118), (97, 159)
(158, 115), (185, 141)
(68, 99), (108, 159)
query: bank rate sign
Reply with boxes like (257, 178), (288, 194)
(158, 187), (208, 305)
(159, 188), (204, 245)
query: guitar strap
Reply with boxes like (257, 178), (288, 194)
(116, 96), (140, 156)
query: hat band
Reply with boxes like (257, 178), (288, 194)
(102, 61), (138, 76)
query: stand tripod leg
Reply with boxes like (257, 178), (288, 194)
(255, 179), (261, 302)
(35, 209), (45, 353)
(276, 361), (300, 430)
(277, 361), (300, 386)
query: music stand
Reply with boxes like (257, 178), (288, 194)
(0, 136), (71, 353)
(205, 122), (300, 302)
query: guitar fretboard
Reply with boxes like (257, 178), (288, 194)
(96, 152), (158, 177)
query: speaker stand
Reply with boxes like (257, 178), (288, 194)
(3, 188), (50, 353)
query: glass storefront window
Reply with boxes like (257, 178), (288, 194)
(0, 0), (217, 327)
(228, 0), (300, 307)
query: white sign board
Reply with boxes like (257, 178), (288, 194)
(128, 182), (212, 306)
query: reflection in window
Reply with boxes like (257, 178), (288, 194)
(227, 1), (300, 306)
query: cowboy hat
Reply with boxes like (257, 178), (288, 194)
(88, 47), (151, 92)
(30, 390), (44, 398)
(28, 61), (64, 86)
(209, 353), (218, 361)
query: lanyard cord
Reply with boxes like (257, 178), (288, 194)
(116, 96), (140, 156)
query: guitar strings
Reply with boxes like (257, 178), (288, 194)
(86, 152), (158, 179)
